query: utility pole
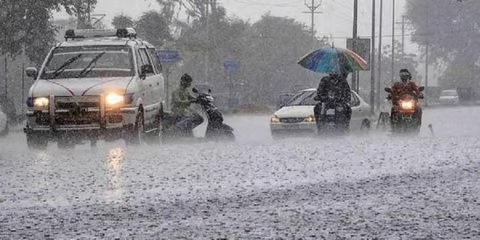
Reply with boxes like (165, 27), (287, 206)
(395, 15), (406, 56)
(370, 0), (376, 114)
(391, 0), (395, 84)
(376, 0), (383, 110)
(303, 0), (322, 47)
(205, 0), (210, 84)
(87, 0), (91, 27)
(425, 0), (430, 106)
(22, 44), (25, 116)
(352, 0), (359, 92)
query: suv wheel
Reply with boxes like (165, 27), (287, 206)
(125, 111), (144, 145)
(27, 132), (48, 150)
(145, 107), (164, 145)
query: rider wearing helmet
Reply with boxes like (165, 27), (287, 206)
(390, 69), (423, 128)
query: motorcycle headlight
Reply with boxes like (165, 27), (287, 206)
(304, 115), (316, 122)
(400, 100), (415, 110)
(33, 97), (49, 107)
(271, 115), (280, 123)
(106, 93), (125, 106)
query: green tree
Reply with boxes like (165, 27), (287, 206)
(0, 0), (97, 62)
(112, 14), (135, 29)
(135, 11), (173, 47)
(406, 0), (480, 88)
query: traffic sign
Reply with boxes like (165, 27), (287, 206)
(224, 60), (239, 72)
(347, 38), (371, 70)
(156, 50), (181, 63)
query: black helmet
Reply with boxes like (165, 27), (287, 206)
(399, 69), (411, 81)
(181, 73), (193, 83)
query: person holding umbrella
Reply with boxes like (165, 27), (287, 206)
(298, 46), (368, 135)
(314, 70), (352, 132)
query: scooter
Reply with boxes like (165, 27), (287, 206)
(162, 88), (235, 141)
(314, 90), (350, 136)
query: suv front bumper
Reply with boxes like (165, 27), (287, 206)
(24, 95), (137, 136)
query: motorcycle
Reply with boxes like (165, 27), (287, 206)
(385, 86), (424, 134)
(163, 88), (235, 141)
(314, 90), (349, 135)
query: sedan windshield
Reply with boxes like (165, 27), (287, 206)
(286, 91), (317, 106)
(40, 45), (134, 79)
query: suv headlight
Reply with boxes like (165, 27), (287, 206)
(106, 93), (125, 106)
(33, 97), (49, 107)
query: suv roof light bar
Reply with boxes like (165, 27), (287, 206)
(64, 28), (137, 41)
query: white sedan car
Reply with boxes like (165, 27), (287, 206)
(439, 89), (460, 105)
(270, 88), (373, 137)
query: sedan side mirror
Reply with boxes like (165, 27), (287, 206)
(140, 65), (154, 79)
(26, 67), (38, 79)
(384, 87), (392, 93)
(418, 86), (425, 92)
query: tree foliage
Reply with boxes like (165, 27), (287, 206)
(135, 11), (174, 47)
(406, 0), (480, 88)
(112, 14), (135, 29)
(0, 0), (96, 63)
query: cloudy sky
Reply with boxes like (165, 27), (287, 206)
(55, 0), (435, 83)
(55, 0), (410, 50)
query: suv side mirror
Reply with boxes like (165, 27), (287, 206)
(384, 87), (392, 93)
(140, 65), (154, 79)
(26, 67), (38, 79)
(418, 86), (425, 92)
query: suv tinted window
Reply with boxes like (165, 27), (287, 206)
(147, 48), (162, 74)
(137, 48), (152, 66)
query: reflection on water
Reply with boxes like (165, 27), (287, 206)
(36, 151), (50, 164)
(105, 147), (125, 201)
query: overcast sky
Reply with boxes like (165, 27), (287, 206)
(55, 0), (411, 50)
(54, 0), (435, 83)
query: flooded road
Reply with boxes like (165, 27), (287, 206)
(1, 106), (480, 239)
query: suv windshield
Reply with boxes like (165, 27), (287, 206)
(286, 90), (316, 106)
(40, 45), (134, 79)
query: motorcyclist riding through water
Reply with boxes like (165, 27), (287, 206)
(388, 69), (423, 131)
(171, 73), (204, 135)
(314, 71), (352, 134)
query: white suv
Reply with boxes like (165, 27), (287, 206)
(24, 28), (165, 149)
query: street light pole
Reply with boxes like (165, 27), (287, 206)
(352, 0), (358, 92)
(391, 0), (395, 84)
(376, 0), (383, 110)
(370, 0), (376, 114)
(424, 0), (430, 106)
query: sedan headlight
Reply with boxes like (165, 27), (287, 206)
(33, 97), (49, 107)
(271, 115), (280, 123)
(106, 93), (125, 106)
(304, 115), (316, 122)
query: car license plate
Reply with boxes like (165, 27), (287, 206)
(326, 109), (335, 115)
(284, 124), (300, 129)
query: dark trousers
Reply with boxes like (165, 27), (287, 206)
(176, 113), (204, 131)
